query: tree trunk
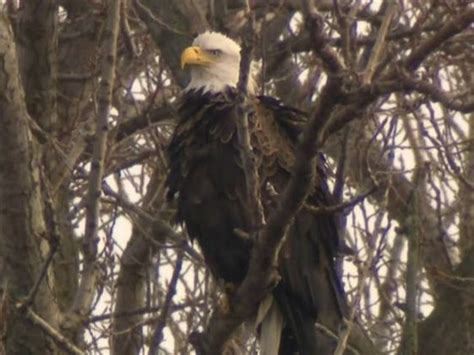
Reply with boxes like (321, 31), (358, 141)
(0, 14), (59, 355)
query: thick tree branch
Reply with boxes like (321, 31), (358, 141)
(0, 14), (60, 354)
(404, 8), (474, 71)
(397, 113), (426, 355)
(394, 75), (474, 113)
(459, 73), (474, 256)
(235, 12), (266, 227)
(25, 308), (85, 355)
(65, 0), (122, 340)
(300, 0), (345, 74)
(17, 0), (58, 131)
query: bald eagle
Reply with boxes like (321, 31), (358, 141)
(167, 32), (348, 355)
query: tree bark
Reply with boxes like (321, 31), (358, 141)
(0, 14), (59, 355)
(417, 249), (474, 355)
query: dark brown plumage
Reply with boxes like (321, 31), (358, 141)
(167, 86), (348, 354)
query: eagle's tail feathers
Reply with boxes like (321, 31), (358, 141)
(273, 286), (318, 355)
(258, 295), (284, 355)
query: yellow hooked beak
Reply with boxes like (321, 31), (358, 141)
(180, 46), (214, 69)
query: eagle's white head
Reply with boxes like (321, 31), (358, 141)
(181, 31), (256, 94)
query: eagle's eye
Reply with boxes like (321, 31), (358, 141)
(208, 49), (222, 56)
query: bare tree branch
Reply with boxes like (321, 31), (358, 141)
(0, 13), (60, 354)
(25, 308), (85, 355)
(235, 10), (266, 227)
(66, 0), (122, 339)
(362, 2), (397, 85)
(404, 8), (474, 71)
(148, 249), (184, 355)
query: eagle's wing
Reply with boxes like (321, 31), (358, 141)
(167, 89), (253, 283)
(252, 96), (348, 354)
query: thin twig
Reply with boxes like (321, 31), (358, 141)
(88, 301), (204, 323)
(133, 0), (188, 36)
(304, 186), (376, 215)
(314, 322), (360, 355)
(334, 210), (385, 355)
(25, 308), (85, 355)
(19, 242), (58, 309)
(362, 2), (397, 84)
(17, 165), (61, 308)
(149, 249), (185, 355)
(101, 183), (203, 262)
